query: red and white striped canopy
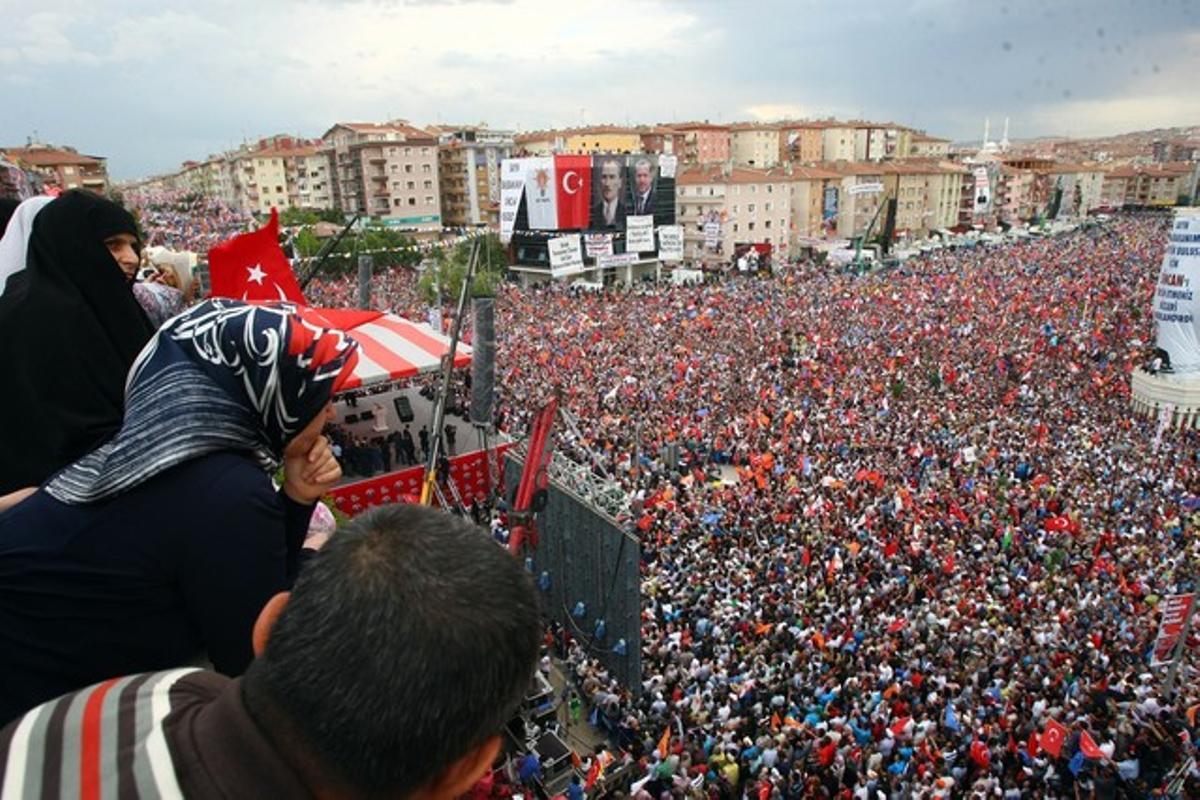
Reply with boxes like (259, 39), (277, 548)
(298, 307), (471, 391)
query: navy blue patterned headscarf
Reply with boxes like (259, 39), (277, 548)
(47, 298), (358, 504)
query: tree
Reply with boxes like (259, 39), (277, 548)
(417, 234), (508, 304)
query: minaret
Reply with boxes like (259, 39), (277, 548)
(982, 118), (990, 150)
(1001, 117), (1010, 152)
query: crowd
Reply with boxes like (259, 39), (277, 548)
(313, 214), (1198, 798)
(124, 189), (256, 253)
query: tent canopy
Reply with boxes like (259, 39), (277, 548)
(299, 307), (471, 391)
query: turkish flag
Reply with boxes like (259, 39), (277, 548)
(1078, 731), (1105, 760)
(555, 155), (591, 229)
(208, 208), (305, 304)
(1040, 719), (1068, 758)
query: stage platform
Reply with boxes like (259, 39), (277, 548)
(1131, 367), (1200, 429)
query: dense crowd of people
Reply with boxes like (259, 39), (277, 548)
(124, 189), (256, 253)
(9, 187), (1192, 796)
(309, 213), (1199, 798)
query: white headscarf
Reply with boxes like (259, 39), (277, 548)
(0, 196), (53, 297)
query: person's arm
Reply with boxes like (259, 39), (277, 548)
(179, 467), (303, 676)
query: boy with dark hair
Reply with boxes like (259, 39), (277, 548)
(0, 504), (542, 799)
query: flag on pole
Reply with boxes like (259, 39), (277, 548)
(657, 727), (671, 760)
(207, 208), (305, 303)
(1078, 731), (1105, 760)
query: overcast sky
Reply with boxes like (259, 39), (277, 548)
(2, 0), (1197, 179)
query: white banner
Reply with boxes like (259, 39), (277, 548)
(848, 182), (884, 196)
(499, 158), (525, 244)
(657, 224), (683, 262)
(548, 234), (583, 277)
(523, 157), (557, 230)
(1155, 210), (1200, 372)
(596, 252), (638, 270)
(658, 154), (678, 179)
(704, 220), (721, 249)
(973, 167), (991, 215)
(626, 215), (655, 252)
(584, 233), (613, 258)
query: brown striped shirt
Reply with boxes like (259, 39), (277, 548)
(0, 669), (311, 799)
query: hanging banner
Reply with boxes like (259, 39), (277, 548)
(973, 167), (991, 215)
(523, 157), (558, 229)
(555, 154), (592, 229)
(1151, 593), (1195, 665)
(658, 154), (678, 179)
(703, 219), (721, 249)
(848, 182), (884, 196)
(626, 214), (655, 252)
(548, 233), (583, 277)
(585, 233), (613, 258)
(596, 252), (638, 270)
(657, 224), (683, 262)
(499, 158), (525, 243)
(823, 186), (839, 221)
(1155, 210), (1200, 373)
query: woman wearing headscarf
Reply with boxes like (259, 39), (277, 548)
(0, 298), (358, 723)
(0, 190), (156, 494)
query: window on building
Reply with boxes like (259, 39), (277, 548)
(765, 202), (772, 211)
(276, 186), (283, 193)
(422, 164), (431, 173)
(748, 221), (755, 231)
(394, 198), (402, 206)
(425, 196), (434, 205)
(408, 197), (416, 206)
(733, 205), (739, 213)
(424, 180), (432, 189)
(407, 181), (415, 189)
(767, 184), (773, 193)
(748, 204), (755, 212)
(422, 147), (430, 155)
(405, 164), (413, 173)
(733, 223), (739, 232)
(750, 185), (756, 193)
(404, 148), (411, 156)
(765, 220), (771, 229)
(393, 182), (401, 190)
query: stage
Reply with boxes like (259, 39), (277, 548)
(1131, 367), (1200, 429)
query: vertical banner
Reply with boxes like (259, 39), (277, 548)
(555, 154), (592, 229)
(703, 215), (721, 249)
(591, 155), (628, 231)
(585, 233), (614, 258)
(548, 234), (584, 277)
(1151, 593), (1195, 664)
(523, 157), (558, 229)
(972, 166), (991, 215)
(657, 225), (683, 262)
(628, 156), (657, 217)
(1156, 210), (1200, 372)
(658, 154), (678, 179)
(823, 186), (839, 221)
(626, 215), (655, 252)
(499, 158), (525, 243)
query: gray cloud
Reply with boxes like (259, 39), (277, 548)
(1, 0), (1196, 179)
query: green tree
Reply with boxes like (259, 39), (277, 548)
(417, 234), (507, 303)
(280, 207), (321, 226)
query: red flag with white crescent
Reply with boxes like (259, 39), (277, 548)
(208, 208), (306, 304)
(1040, 719), (1068, 758)
(555, 154), (591, 229)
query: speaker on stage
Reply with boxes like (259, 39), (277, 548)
(393, 395), (415, 423)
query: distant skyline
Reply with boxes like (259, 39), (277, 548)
(2, 0), (1198, 179)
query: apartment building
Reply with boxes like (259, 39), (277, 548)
(672, 123), (731, 165)
(639, 126), (685, 156)
(0, 145), (109, 193)
(777, 123), (826, 165)
(323, 122), (442, 230)
(437, 127), (514, 227)
(821, 126), (857, 162)
(908, 134), (951, 158)
(283, 146), (335, 211)
(729, 123), (782, 168)
(229, 148), (293, 215)
(676, 166), (811, 264)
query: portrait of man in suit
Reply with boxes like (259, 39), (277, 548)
(591, 157), (627, 230)
(630, 157), (656, 217)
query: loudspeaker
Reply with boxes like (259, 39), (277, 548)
(393, 395), (415, 423)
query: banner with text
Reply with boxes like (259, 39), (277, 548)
(585, 233), (613, 258)
(626, 214), (655, 252)
(596, 252), (638, 270)
(1155, 210), (1200, 372)
(1152, 592), (1196, 665)
(548, 233), (584, 277)
(657, 224), (683, 262)
(499, 159), (525, 243)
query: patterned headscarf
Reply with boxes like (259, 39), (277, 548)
(47, 298), (359, 504)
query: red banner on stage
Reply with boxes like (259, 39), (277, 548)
(329, 444), (513, 516)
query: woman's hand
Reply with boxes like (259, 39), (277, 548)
(283, 434), (341, 504)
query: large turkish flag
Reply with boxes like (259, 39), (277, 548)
(555, 155), (591, 229)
